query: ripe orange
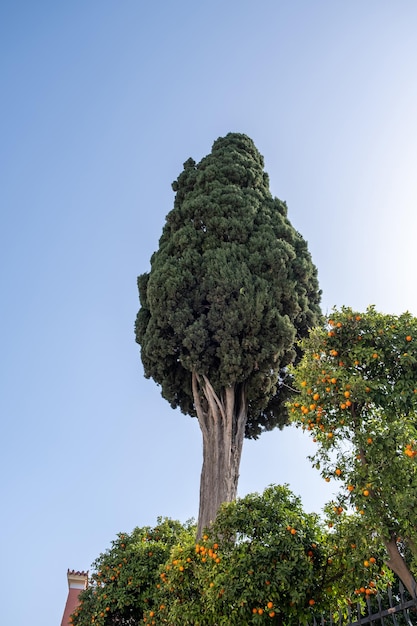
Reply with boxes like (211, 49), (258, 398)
(267, 601), (273, 609)
(363, 489), (370, 497)
(406, 335), (412, 341)
(309, 599), (315, 606)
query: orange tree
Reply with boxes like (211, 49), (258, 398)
(142, 485), (391, 626)
(144, 485), (326, 626)
(71, 487), (392, 626)
(289, 306), (417, 598)
(317, 503), (392, 608)
(70, 518), (195, 626)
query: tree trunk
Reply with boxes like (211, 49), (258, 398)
(192, 371), (248, 538)
(384, 535), (417, 598)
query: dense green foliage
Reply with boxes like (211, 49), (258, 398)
(71, 487), (394, 626)
(289, 306), (417, 595)
(149, 486), (325, 625)
(135, 133), (321, 438)
(70, 519), (195, 626)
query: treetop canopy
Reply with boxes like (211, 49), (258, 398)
(136, 133), (321, 437)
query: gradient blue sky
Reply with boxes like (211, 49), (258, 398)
(1, 2), (417, 625)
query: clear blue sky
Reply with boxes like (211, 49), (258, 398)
(1, 2), (417, 624)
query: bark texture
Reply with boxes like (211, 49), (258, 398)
(384, 535), (417, 598)
(192, 371), (247, 538)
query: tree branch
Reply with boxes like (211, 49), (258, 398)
(192, 371), (209, 441)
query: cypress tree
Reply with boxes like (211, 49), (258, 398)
(135, 133), (321, 536)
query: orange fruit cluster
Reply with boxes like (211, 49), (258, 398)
(404, 443), (417, 457)
(251, 603), (275, 618)
(195, 542), (221, 564)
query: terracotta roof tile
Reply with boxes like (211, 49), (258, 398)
(67, 569), (89, 578)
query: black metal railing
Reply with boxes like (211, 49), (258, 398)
(307, 582), (417, 626)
